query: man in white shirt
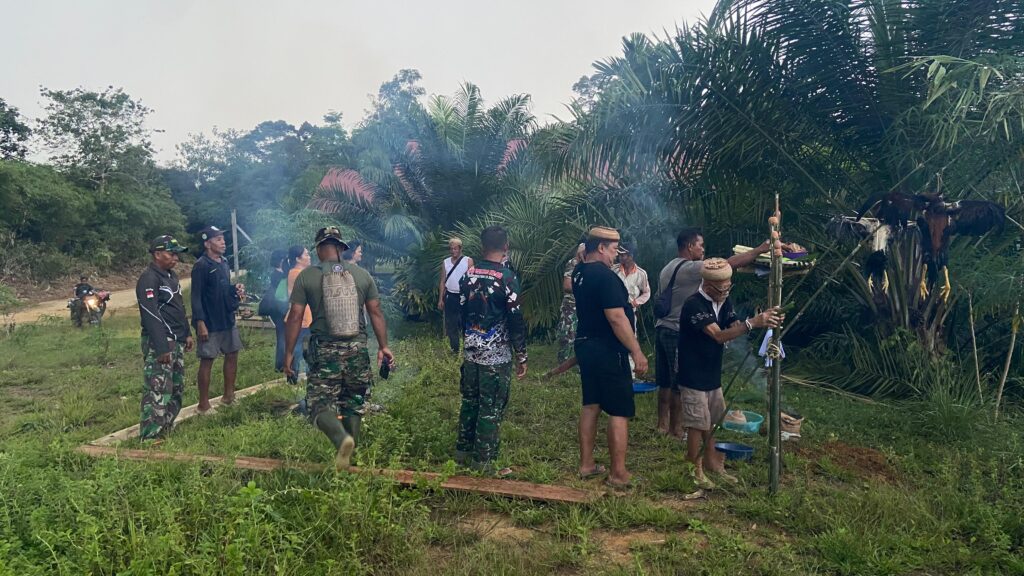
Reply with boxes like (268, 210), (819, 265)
(438, 238), (473, 353)
(614, 243), (650, 378)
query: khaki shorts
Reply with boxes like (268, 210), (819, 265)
(680, 387), (725, 431)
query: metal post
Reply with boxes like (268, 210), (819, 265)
(768, 194), (783, 494)
(231, 209), (240, 279)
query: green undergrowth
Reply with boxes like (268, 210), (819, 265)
(1, 315), (1022, 574)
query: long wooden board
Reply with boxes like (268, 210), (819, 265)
(76, 444), (600, 504)
(90, 379), (286, 446)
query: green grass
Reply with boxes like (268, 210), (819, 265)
(1, 314), (1023, 574)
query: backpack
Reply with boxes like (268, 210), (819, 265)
(653, 260), (687, 319)
(321, 262), (360, 338)
(259, 276), (289, 318)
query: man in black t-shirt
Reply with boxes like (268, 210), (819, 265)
(572, 226), (648, 489)
(677, 258), (782, 487)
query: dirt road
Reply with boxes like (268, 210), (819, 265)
(9, 279), (191, 325)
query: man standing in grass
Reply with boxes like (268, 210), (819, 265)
(439, 238), (473, 354)
(284, 227), (395, 468)
(456, 225), (528, 475)
(573, 226), (648, 488)
(614, 242), (650, 379)
(655, 229), (769, 438)
(191, 225), (245, 412)
(136, 235), (193, 440)
(677, 258), (782, 487)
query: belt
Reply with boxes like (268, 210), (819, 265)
(446, 291), (461, 296)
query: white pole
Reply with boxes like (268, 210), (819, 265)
(231, 209), (240, 279)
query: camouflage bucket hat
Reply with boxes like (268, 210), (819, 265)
(314, 226), (349, 250)
(150, 235), (188, 253)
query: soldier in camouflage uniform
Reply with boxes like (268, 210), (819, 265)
(556, 243), (585, 363)
(136, 235), (193, 440)
(284, 227), (395, 469)
(456, 225), (528, 475)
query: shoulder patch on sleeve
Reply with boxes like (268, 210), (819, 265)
(145, 288), (155, 299)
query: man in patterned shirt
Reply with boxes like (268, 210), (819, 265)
(455, 225), (528, 475)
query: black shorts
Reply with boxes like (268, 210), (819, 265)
(575, 338), (635, 418)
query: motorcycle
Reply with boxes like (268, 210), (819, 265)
(68, 289), (111, 327)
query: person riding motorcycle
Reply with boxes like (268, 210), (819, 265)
(69, 275), (109, 327)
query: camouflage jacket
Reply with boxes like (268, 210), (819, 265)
(459, 259), (528, 366)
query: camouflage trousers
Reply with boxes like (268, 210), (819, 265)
(305, 338), (373, 421)
(556, 298), (577, 363)
(140, 336), (185, 440)
(456, 361), (511, 465)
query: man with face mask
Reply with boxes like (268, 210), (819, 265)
(677, 258), (783, 487)
(136, 235), (193, 440)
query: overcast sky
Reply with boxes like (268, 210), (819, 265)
(3, 0), (717, 163)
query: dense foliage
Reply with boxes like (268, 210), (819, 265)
(3, 0), (1022, 399)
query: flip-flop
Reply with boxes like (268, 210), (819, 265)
(578, 464), (607, 480)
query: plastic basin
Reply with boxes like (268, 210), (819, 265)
(715, 442), (754, 461)
(632, 381), (658, 394)
(722, 410), (764, 434)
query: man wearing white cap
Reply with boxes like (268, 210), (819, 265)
(572, 226), (648, 489)
(677, 257), (782, 487)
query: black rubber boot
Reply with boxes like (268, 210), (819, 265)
(342, 414), (362, 445)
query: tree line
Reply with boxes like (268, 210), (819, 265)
(2, 0), (1022, 401)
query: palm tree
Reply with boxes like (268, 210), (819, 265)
(542, 0), (1024, 358)
(311, 83), (537, 313)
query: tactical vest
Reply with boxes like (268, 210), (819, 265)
(320, 262), (360, 339)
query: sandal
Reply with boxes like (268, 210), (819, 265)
(578, 464), (607, 480)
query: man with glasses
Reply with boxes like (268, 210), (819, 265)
(677, 258), (782, 487)
(136, 235), (193, 440)
(655, 229), (769, 438)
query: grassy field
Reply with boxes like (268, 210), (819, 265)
(1, 311), (1022, 575)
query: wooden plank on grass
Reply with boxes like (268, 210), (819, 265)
(75, 445), (600, 504)
(89, 379), (286, 447)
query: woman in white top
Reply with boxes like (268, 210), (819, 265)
(438, 238), (473, 353)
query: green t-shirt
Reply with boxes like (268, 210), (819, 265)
(289, 260), (380, 341)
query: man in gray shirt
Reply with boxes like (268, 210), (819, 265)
(654, 228), (767, 437)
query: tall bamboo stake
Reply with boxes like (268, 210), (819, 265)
(994, 301), (1020, 419)
(768, 194), (783, 494)
(967, 291), (983, 399)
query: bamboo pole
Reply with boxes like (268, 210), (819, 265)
(231, 209), (240, 279)
(768, 194), (783, 494)
(967, 292), (983, 399)
(994, 301), (1020, 419)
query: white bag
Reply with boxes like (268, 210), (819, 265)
(321, 262), (360, 338)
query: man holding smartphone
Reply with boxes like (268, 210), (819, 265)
(284, 227), (395, 469)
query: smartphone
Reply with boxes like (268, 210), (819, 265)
(379, 360), (391, 380)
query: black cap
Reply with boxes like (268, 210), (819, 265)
(199, 226), (225, 242)
(150, 235), (188, 253)
(314, 226), (349, 250)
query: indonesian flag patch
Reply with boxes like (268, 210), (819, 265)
(145, 288), (155, 299)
